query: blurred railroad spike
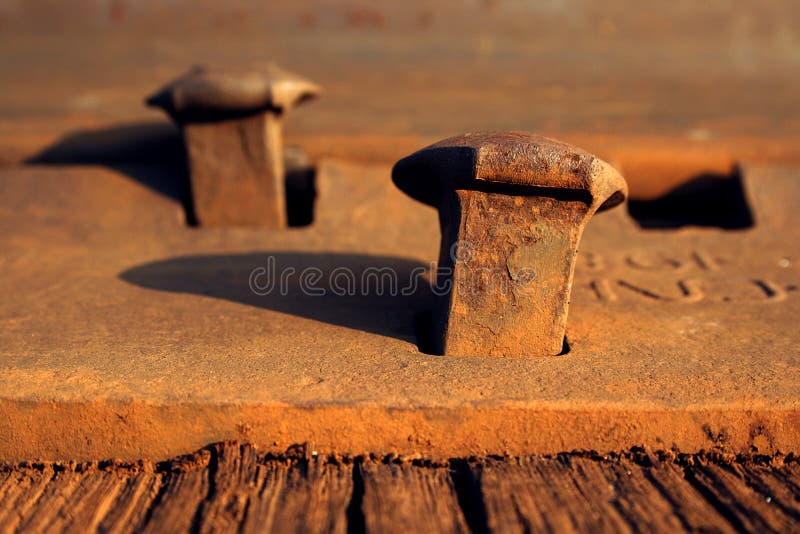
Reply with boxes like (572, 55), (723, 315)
(393, 132), (628, 357)
(146, 63), (320, 227)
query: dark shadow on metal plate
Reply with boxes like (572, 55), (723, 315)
(120, 252), (431, 343)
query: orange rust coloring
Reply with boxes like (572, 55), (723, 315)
(393, 132), (628, 357)
(147, 63), (320, 227)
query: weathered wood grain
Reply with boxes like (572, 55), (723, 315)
(44, 470), (126, 533)
(98, 469), (163, 534)
(0, 444), (796, 533)
(360, 460), (470, 533)
(628, 458), (736, 532)
(478, 456), (631, 533)
(238, 453), (352, 533)
(139, 449), (212, 534)
(15, 469), (87, 532)
(0, 467), (54, 533)
(686, 460), (798, 532)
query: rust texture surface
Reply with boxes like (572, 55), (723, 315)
(0, 0), (798, 483)
(0, 157), (797, 461)
(0, 442), (798, 533)
(393, 133), (628, 356)
(1, 1), (799, 530)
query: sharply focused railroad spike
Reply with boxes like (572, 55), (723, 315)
(393, 132), (628, 357)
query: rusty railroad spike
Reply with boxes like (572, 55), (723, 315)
(392, 132), (628, 357)
(147, 63), (320, 227)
